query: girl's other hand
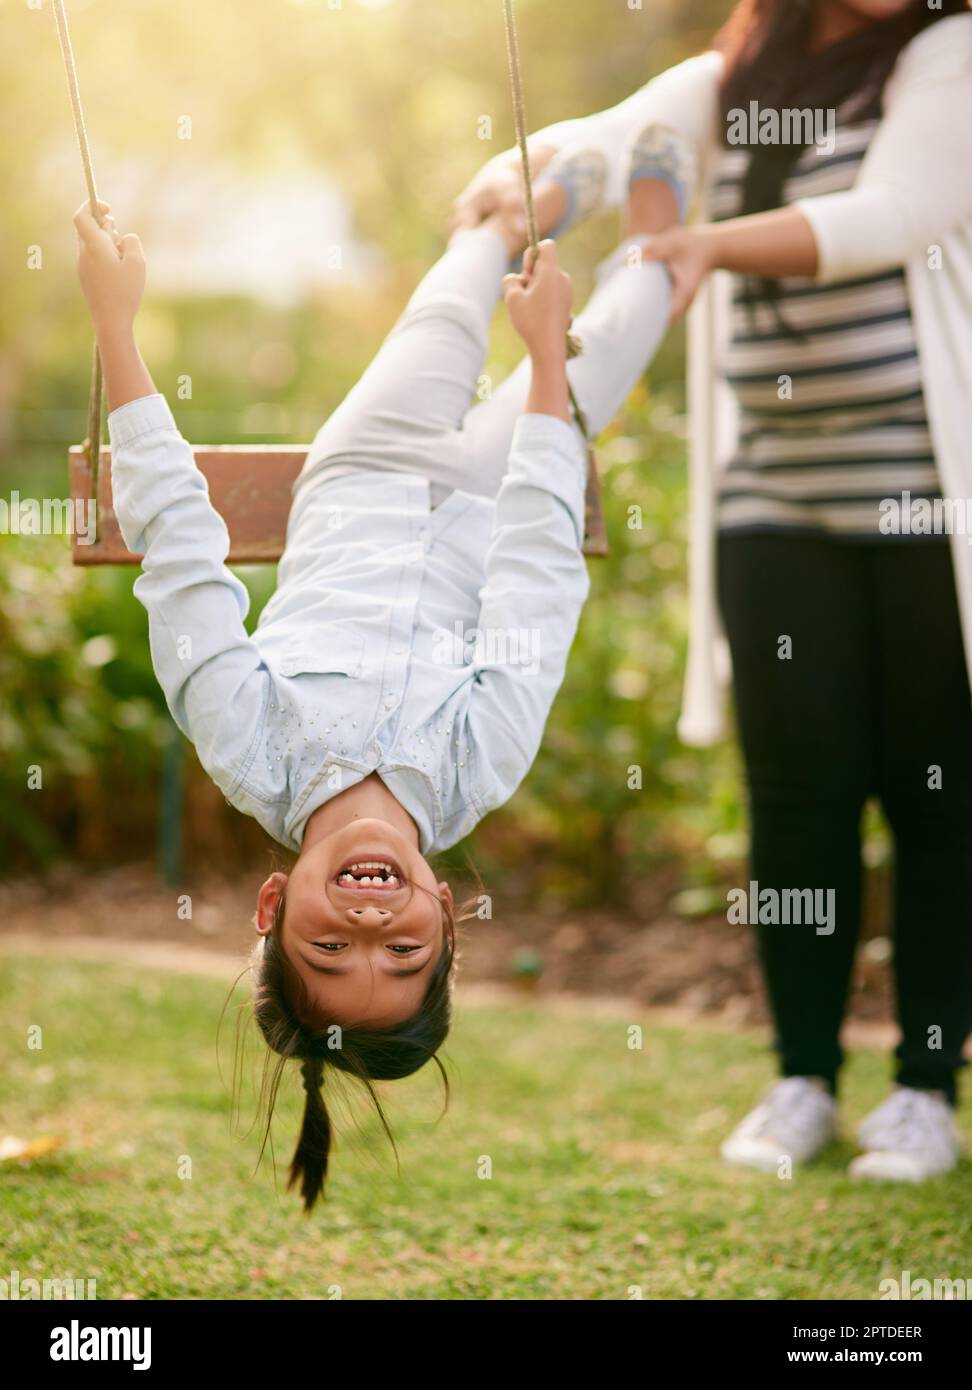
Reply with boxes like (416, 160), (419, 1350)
(502, 240), (573, 360)
(74, 200), (146, 337)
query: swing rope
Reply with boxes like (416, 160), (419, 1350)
(53, 0), (103, 519)
(502, 0), (589, 438)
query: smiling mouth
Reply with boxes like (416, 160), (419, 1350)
(334, 859), (406, 893)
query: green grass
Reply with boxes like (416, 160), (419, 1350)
(1, 953), (969, 1300)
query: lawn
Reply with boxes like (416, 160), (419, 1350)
(1, 953), (969, 1300)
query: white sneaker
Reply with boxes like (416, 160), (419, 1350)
(721, 1077), (837, 1172)
(850, 1087), (960, 1182)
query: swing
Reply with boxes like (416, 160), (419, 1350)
(55, 0), (609, 566)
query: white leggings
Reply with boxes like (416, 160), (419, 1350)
(295, 225), (672, 508)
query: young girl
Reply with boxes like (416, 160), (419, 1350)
(73, 165), (673, 1207)
(455, 0), (972, 1181)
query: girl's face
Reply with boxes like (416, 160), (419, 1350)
(256, 820), (452, 1028)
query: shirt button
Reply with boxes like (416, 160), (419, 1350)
(384, 694), (396, 710)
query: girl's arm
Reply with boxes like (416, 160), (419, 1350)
(465, 243), (587, 804)
(75, 204), (268, 791)
(465, 411), (590, 809)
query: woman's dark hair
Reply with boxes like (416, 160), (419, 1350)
(715, 0), (967, 309)
(244, 883), (462, 1213)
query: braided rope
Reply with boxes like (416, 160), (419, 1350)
(502, 0), (588, 436)
(53, 0), (102, 517)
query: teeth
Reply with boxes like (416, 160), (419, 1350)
(339, 860), (400, 886)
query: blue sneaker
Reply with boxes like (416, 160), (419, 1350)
(626, 121), (698, 223)
(536, 146), (608, 240)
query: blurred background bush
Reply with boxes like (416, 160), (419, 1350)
(1, 0), (747, 905)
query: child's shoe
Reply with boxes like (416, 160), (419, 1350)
(536, 146), (608, 239)
(625, 120), (698, 223)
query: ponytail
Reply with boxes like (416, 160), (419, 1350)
(289, 1057), (330, 1212)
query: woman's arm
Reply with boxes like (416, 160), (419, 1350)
(795, 15), (972, 284)
(643, 16), (972, 317)
(641, 208), (819, 318)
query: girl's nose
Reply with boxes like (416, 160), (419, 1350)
(344, 906), (393, 927)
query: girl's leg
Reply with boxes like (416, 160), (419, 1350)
(718, 532), (876, 1091)
(872, 541), (972, 1104)
(295, 225), (512, 505)
(460, 236), (672, 495)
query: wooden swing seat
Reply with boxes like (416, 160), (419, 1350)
(68, 443), (307, 566)
(68, 443), (609, 565)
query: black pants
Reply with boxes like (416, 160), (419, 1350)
(718, 533), (972, 1104)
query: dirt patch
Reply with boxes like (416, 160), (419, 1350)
(0, 860), (898, 1032)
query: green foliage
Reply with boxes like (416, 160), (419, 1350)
(0, 537), (167, 866)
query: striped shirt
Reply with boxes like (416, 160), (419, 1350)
(712, 114), (941, 539)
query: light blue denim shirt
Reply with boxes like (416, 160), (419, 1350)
(108, 394), (590, 854)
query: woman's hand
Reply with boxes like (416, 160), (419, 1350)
(641, 209), (820, 317)
(449, 145), (557, 238)
(641, 225), (719, 319)
(74, 200), (146, 338)
(503, 240), (574, 361)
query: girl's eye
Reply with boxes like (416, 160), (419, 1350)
(387, 944), (420, 955)
(315, 942), (347, 952)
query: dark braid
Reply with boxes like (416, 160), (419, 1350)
(290, 1057), (330, 1212)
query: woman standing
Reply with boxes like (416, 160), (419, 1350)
(454, 0), (972, 1181)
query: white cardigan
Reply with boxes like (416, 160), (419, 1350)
(533, 13), (972, 745)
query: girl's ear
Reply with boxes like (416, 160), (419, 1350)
(256, 871), (289, 936)
(437, 881), (455, 918)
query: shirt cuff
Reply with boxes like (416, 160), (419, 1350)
(513, 412), (587, 460)
(108, 393), (178, 448)
(511, 411), (588, 524)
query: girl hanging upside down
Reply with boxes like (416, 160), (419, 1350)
(72, 146), (677, 1208)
